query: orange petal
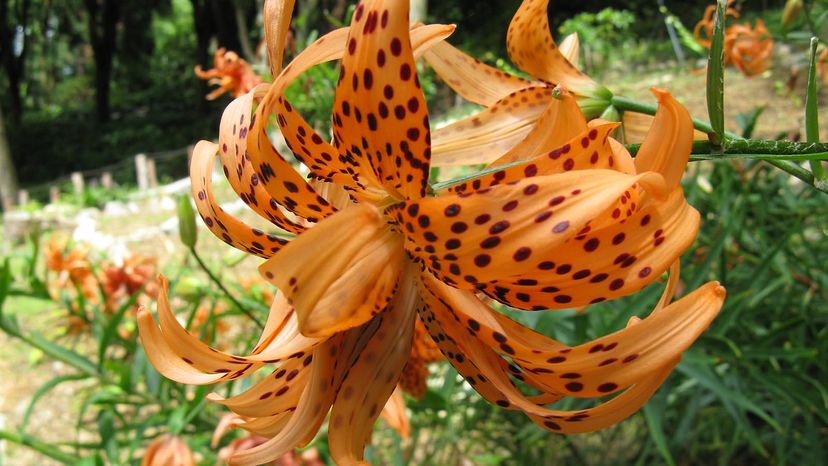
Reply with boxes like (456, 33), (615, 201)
(431, 86), (553, 167)
(328, 269), (418, 463)
(380, 387), (411, 439)
(190, 140), (289, 259)
(263, 0), (296, 77)
(507, 0), (596, 94)
(422, 271), (724, 398)
(259, 203), (404, 338)
(392, 170), (666, 290)
(137, 307), (228, 385)
(442, 123), (621, 196)
(484, 189), (699, 309)
(218, 86), (306, 233)
(558, 33), (580, 68)
(230, 329), (352, 466)
(418, 274), (724, 432)
(634, 89), (694, 189)
(423, 39), (537, 107)
(332, 0), (434, 200)
(489, 89), (588, 167)
(207, 359), (309, 418)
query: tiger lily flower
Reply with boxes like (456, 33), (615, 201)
(195, 48), (264, 100)
(138, 1), (724, 465)
(141, 435), (196, 466)
(694, 2), (774, 77)
(819, 48), (828, 86)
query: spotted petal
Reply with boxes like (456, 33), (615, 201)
(444, 123), (619, 195)
(431, 86), (554, 167)
(218, 85), (305, 233)
(190, 141), (289, 258)
(332, 0), (433, 200)
(507, 0), (596, 94)
(393, 170), (666, 290)
(423, 39), (537, 106)
(418, 275), (724, 432)
(483, 188), (699, 309)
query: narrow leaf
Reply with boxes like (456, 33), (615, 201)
(706, 0), (727, 146)
(805, 37), (826, 186)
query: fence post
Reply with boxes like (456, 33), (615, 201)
(71, 172), (84, 194)
(17, 189), (29, 205)
(49, 186), (60, 204)
(135, 153), (149, 190)
(146, 158), (158, 188)
(101, 171), (113, 190)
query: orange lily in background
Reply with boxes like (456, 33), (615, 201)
(101, 252), (158, 311)
(141, 435), (196, 466)
(694, 2), (774, 77)
(817, 48), (828, 85)
(138, 1), (724, 465)
(195, 48), (264, 100)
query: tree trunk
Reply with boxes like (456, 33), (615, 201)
(85, 0), (119, 123)
(234, 0), (255, 60)
(0, 105), (20, 211)
(0, 0), (31, 125)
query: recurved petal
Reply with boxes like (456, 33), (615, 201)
(218, 85), (306, 233)
(422, 273), (724, 398)
(393, 170), (666, 289)
(431, 86), (554, 167)
(489, 89), (588, 167)
(332, 0), (433, 200)
(259, 203), (404, 338)
(483, 188), (699, 309)
(206, 358), (309, 418)
(418, 275), (724, 432)
(269, 23), (456, 199)
(328, 268), (418, 464)
(634, 89), (694, 189)
(423, 40), (537, 107)
(137, 307), (229, 385)
(190, 141), (289, 259)
(507, 0), (595, 93)
(228, 334), (354, 466)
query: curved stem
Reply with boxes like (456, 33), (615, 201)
(189, 247), (263, 329)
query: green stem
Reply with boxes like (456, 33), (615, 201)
(625, 140), (828, 160)
(0, 430), (78, 464)
(189, 248), (263, 329)
(611, 95), (742, 139)
(612, 95), (828, 192)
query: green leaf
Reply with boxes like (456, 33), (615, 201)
(706, 0), (727, 147)
(21, 374), (90, 431)
(643, 392), (676, 466)
(805, 37), (827, 187)
(678, 356), (782, 433)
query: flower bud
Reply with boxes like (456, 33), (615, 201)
(177, 195), (197, 248)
